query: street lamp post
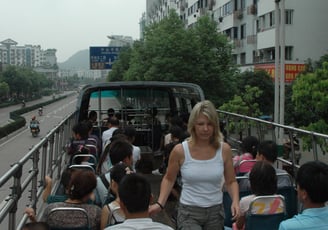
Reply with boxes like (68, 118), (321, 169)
(274, 0), (286, 146)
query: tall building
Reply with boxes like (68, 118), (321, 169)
(145, 0), (328, 82)
(0, 38), (58, 78)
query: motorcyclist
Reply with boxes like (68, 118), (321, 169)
(38, 106), (43, 116)
(22, 100), (26, 108)
(30, 116), (40, 133)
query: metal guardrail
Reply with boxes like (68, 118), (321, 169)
(0, 111), (76, 230)
(217, 109), (328, 176)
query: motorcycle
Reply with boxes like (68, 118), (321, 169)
(30, 122), (40, 137)
(38, 108), (43, 116)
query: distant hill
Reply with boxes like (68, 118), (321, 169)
(58, 49), (89, 70)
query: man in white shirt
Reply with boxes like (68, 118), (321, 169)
(102, 117), (119, 149)
(105, 174), (173, 230)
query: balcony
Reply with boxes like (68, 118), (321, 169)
(247, 35), (257, 44)
(247, 4), (257, 15)
(234, 9), (243, 20)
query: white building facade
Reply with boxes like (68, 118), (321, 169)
(145, 0), (328, 82)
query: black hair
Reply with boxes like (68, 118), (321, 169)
(72, 122), (89, 140)
(170, 125), (183, 141)
(21, 222), (50, 230)
(258, 140), (277, 163)
(88, 110), (97, 120)
(109, 139), (133, 165)
(68, 170), (97, 200)
(249, 161), (277, 195)
(296, 161), (328, 203)
(110, 162), (131, 184)
(60, 168), (74, 190)
(241, 136), (259, 158)
(124, 126), (136, 140)
(107, 108), (115, 117)
(118, 174), (151, 213)
(108, 117), (120, 126)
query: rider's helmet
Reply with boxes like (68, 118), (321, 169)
(32, 116), (36, 120)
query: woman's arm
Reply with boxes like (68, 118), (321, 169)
(149, 144), (183, 215)
(222, 142), (240, 220)
(100, 205), (110, 230)
(42, 176), (52, 202)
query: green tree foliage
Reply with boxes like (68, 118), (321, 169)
(108, 46), (133, 81)
(220, 85), (263, 118)
(235, 69), (274, 115)
(108, 10), (237, 105)
(292, 62), (328, 132)
(0, 66), (53, 98)
(0, 82), (9, 99)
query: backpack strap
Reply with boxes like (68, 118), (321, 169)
(100, 173), (110, 189)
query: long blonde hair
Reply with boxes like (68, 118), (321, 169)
(187, 100), (222, 149)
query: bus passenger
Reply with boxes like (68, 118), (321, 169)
(123, 126), (140, 171)
(149, 100), (240, 229)
(235, 161), (284, 229)
(239, 140), (292, 191)
(279, 161), (328, 230)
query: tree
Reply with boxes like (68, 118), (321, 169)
(108, 46), (133, 81)
(235, 70), (274, 115)
(0, 82), (9, 100)
(292, 62), (328, 131)
(108, 10), (237, 105)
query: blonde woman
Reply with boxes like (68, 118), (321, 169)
(149, 100), (240, 229)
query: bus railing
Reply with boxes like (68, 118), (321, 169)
(0, 111), (76, 230)
(217, 109), (328, 177)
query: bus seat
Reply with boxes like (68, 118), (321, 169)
(47, 207), (90, 230)
(277, 186), (297, 218)
(68, 164), (95, 173)
(71, 154), (97, 169)
(245, 195), (286, 230)
(223, 176), (251, 227)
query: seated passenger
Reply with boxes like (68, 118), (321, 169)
(233, 136), (259, 175)
(239, 140), (292, 191)
(95, 138), (133, 207)
(42, 170), (101, 230)
(279, 161), (328, 230)
(104, 173), (173, 230)
(235, 161), (285, 229)
(100, 162), (133, 229)
(123, 126), (140, 171)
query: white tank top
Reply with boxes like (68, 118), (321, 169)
(180, 140), (224, 207)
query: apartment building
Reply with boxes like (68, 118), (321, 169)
(146, 0), (328, 82)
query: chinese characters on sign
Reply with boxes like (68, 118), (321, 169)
(89, 46), (122, 70)
(254, 63), (305, 83)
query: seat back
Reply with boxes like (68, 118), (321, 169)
(47, 207), (90, 230)
(68, 164), (95, 173)
(245, 195), (286, 230)
(223, 176), (251, 227)
(71, 154), (97, 167)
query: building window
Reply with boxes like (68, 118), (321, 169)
(241, 0), (245, 9)
(269, 12), (275, 27)
(233, 27), (238, 39)
(223, 2), (232, 16)
(285, 10), (293, 24)
(285, 46), (293, 60)
(240, 53), (246, 65)
(241, 24), (246, 39)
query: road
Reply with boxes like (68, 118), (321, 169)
(0, 93), (77, 229)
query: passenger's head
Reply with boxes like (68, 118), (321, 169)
(170, 125), (183, 142)
(241, 136), (259, 158)
(188, 100), (222, 148)
(250, 161), (277, 196)
(256, 140), (278, 163)
(118, 174), (151, 214)
(60, 168), (75, 192)
(68, 170), (97, 201)
(109, 139), (133, 166)
(108, 117), (119, 127)
(72, 122), (89, 140)
(21, 222), (50, 230)
(124, 126), (136, 143)
(296, 161), (328, 204)
(88, 110), (97, 122)
(107, 108), (115, 117)
(110, 162), (133, 194)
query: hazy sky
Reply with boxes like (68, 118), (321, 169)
(0, 0), (146, 62)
